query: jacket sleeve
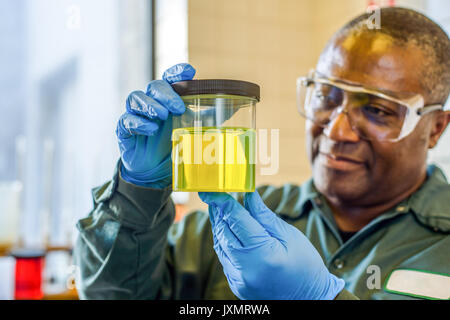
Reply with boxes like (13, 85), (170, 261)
(73, 163), (235, 300)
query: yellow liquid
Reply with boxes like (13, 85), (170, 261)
(172, 127), (256, 192)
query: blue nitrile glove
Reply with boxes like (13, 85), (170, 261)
(198, 191), (345, 300)
(116, 63), (196, 188)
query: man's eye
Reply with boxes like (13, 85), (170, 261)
(314, 91), (326, 100)
(362, 105), (392, 117)
(313, 91), (337, 107)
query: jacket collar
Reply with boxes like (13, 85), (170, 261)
(407, 164), (450, 232)
(294, 164), (450, 232)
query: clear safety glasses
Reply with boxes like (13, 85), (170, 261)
(297, 70), (443, 142)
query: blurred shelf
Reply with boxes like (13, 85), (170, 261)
(46, 245), (73, 253)
(0, 244), (72, 257)
(0, 244), (13, 257)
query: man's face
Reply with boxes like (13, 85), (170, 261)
(308, 31), (434, 205)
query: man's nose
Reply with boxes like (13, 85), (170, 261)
(323, 110), (360, 142)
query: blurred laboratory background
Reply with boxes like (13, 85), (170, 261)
(0, 0), (449, 299)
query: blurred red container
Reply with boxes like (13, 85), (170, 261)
(10, 248), (45, 300)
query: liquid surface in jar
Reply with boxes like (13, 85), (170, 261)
(172, 127), (256, 192)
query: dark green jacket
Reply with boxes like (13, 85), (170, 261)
(74, 164), (450, 300)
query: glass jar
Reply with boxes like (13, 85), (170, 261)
(171, 79), (260, 192)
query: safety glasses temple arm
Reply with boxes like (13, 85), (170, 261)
(417, 104), (443, 116)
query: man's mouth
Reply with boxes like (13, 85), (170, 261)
(318, 152), (366, 171)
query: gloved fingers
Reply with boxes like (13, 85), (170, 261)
(214, 215), (243, 250)
(214, 240), (245, 300)
(199, 192), (271, 248)
(126, 90), (170, 121)
(207, 199), (240, 268)
(146, 80), (186, 115)
(212, 232), (237, 272)
(199, 192), (231, 214)
(212, 216), (257, 270)
(116, 112), (159, 139)
(206, 196), (220, 228)
(243, 191), (291, 241)
(321, 275), (346, 300)
(162, 63), (196, 84)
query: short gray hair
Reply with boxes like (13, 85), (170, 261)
(325, 7), (450, 105)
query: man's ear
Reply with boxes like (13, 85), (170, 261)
(429, 110), (450, 149)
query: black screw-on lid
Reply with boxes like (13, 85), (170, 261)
(171, 79), (260, 102)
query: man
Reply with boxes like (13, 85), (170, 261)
(74, 7), (450, 300)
